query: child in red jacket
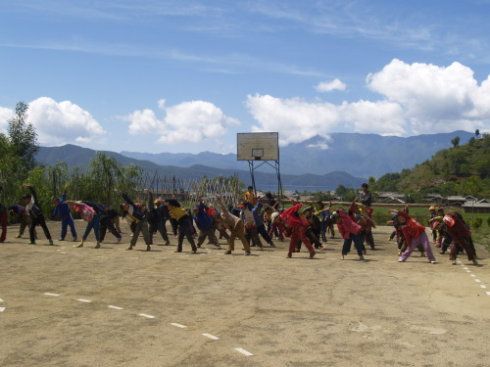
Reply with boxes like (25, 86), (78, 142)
(280, 203), (315, 259)
(332, 209), (365, 261)
(397, 211), (436, 263)
(443, 212), (478, 265)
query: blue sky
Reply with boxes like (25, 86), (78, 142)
(1, 0), (490, 154)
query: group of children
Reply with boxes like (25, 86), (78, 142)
(388, 205), (479, 265)
(0, 184), (480, 266)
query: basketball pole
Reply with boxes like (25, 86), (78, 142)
(248, 160), (258, 196)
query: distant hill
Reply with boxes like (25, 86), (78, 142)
(35, 145), (365, 191)
(373, 134), (490, 198)
(121, 131), (474, 178)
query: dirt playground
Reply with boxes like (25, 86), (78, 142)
(1, 220), (489, 367)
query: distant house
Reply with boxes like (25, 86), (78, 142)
(445, 195), (478, 206)
(376, 192), (406, 204)
(424, 193), (444, 203)
(462, 199), (490, 213)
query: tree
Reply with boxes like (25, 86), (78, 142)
(475, 129), (480, 138)
(451, 136), (460, 148)
(8, 101), (38, 170)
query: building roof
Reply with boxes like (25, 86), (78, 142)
(462, 200), (490, 208)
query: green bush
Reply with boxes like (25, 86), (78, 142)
(473, 218), (483, 230)
(487, 217), (490, 227)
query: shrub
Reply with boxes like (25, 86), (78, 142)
(473, 218), (483, 230)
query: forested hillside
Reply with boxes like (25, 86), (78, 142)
(374, 133), (490, 198)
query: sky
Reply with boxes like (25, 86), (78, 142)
(1, 0), (490, 154)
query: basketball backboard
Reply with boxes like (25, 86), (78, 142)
(237, 132), (279, 161)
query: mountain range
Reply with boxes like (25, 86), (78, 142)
(35, 131), (474, 192)
(122, 131), (473, 178)
(35, 145), (365, 192)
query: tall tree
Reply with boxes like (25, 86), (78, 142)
(451, 136), (460, 148)
(8, 102), (38, 170)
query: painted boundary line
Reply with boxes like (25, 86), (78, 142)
(234, 347), (253, 356)
(139, 313), (156, 319)
(170, 322), (187, 329)
(457, 261), (489, 296)
(202, 333), (219, 340)
(108, 305), (123, 310)
(37, 292), (254, 355)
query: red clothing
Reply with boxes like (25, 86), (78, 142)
(400, 214), (425, 245)
(280, 204), (309, 228)
(445, 213), (471, 241)
(336, 210), (362, 240)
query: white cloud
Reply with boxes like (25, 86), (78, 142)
(247, 95), (338, 145)
(247, 59), (490, 144)
(0, 107), (14, 133)
(307, 142), (329, 150)
(126, 100), (239, 144)
(315, 78), (347, 92)
(27, 97), (105, 145)
(367, 58), (489, 134)
(0, 97), (105, 145)
(127, 108), (162, 135)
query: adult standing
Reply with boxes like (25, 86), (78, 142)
(23, 184), (53, 245)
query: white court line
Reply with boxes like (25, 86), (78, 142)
(480, 285), (487, 289)
(139, 313), (156, 319)
(108, 305), (123, 310)
(77, 298), (92, 303)
(234, 347), (253, 356)
(465, 270), (471, 273)
(475, 279), (482, 283)
(44, 292), (60, 297)
(486, 291), (490, 296)
(463, 267), (469, 270)
(202, 333), (219, 340)
(470, 274), (476, 277)
(0, 306), (5, 313)
(170, 322), (187, 329)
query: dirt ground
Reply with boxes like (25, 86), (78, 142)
(1, 220), (489, 367)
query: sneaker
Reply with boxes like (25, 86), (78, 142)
(127, 245), (133, 250)
(146, 245), (151, 252)
(398, 258), (405, 262)
(72, 237), (77, 242)
(15, 235), (22, 239)
(245, 251), (251, 256)
(224, 250), (232, 255)
(116, 237), (122, 243)
(192, 249), (197, 254)
(430, 260), (436, 264)
(29, 242), (36, 245)
(310, 252), (316, 259)
(164, 241), (170, 246)
(472, 259), (479, 266)
(269, 242), (276, 248)
(58, 238), (65, 242)
(287, 252), (292, 258)
(452, 260), (457, 265)
(359, 255), (365, 261)
(76, 241), (84, 248)
(94, 243), (101, 249)
(49, 240), (54, 246)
